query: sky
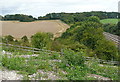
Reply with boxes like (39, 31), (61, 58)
(0, 0), (119, 17)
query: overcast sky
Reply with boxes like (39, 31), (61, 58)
(0, 0), (119, 17)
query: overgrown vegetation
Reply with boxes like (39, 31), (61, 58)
(55, 16), (118, 61)
(102, 22), (120, 36)
(1, 48), (119, 80)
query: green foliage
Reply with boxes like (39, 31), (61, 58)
(74, 23), (103, 49)
(2, 56), (26, 70)
(31, 32), (52, 49)
(21, 36), (29, 42)
(117, 22), (120, 36)
(95, 39), (118, 60)
(57, 20), (118, 60)
(46, 32), (54, 39)
(38, 12), (118, 24)
(102, 23), (120, 36)
(65, 66), (89, 80)
(20, 36), (30, 46)
(0, 37), (2, 43)
(60, 14), (75, 24)
(87, 16), (100, 23)
(2, 45), (119, 80)
(67, 42), (87, 52)
(86, 58), (119, 80)
(2, 35), (14, 43)
(1, 12), (118, 23)
(62, 49), (85, 66)
(3, 14), (35, 22)
(51, 41), (65, 52)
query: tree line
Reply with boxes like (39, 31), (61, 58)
(0, 11), (119, 22)
(0, 14), (36, 22)
(38, 11), (119, 24)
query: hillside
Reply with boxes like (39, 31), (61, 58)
(0, 43), (119, 80)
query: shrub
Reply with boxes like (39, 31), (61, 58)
(87, 16), (100, 23)
(51, 41), (65, 51)
(31, 32), (52, 49)
(3, 35), (14, 43)
(20, 36), (30, 46)
(67, 42), (87, 51)
(103, 23), (120, 36)
(66, 66), (88, 80)
(62, 49), (85, 66)
(2, 56), (26, 70)
(95, 39), (118, 60)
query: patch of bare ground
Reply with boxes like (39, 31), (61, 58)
(0, 68), (23, 80)
(28, 70), (67, 80)
(87, 74), (111, 80)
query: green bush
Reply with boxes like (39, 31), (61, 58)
(2, 56), (26, 70)
(51, 41), (65, 52)
(3, 14), (35, 22)
(2, 35), (14, 43)
(95, 39), (118, 60)
(102, 23), (120, 36)
(66, 66), (89, 80)
(2, 55), (37, 74)
(20, 36), (30, 46)
(31, 32), (52, 49)
(62, 49), (85, 66)
(87, 16), (100, 23)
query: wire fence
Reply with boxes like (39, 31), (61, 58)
(0, 43), (61, 54)
(0, 42), (119, 66)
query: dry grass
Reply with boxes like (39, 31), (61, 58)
(1, 20), (69, 39)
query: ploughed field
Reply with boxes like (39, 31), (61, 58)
(1, 20), (69, 38)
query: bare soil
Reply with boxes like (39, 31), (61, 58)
(1, 20), (69, 39)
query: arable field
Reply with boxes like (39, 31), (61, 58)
(1, 20), (69, 39)
(100, 19), (118, 24)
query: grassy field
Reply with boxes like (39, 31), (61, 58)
(100, 19), (118, 24)
(1, 20), (69, 38)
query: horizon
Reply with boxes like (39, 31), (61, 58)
(0, 11), (119, 18)
(0, 0), (119, 17)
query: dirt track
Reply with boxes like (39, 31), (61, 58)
(1, 20), (69, 39)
